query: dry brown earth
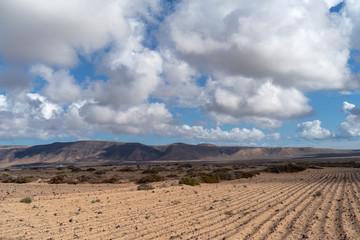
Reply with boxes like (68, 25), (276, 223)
(1, 167), (360, 239)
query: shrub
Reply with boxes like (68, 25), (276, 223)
(136, 174), (164, 184)
(263, 164), (307, 173)
(95, 170), (107, 175)
(199, 173), (220, 183)
(137, 184), (155, 191)
(216, 171), (235, 181)
(101, 176), (121, 183)
(183, 163), (193, 168)
(1, 175), (38, 184)
(71, 167), (82, 172)
(20, 197), (32, 204)
(48, 174), (67, 184)
(142, 169), (159, 174)
(86, 168), (96, 172)
(179, 177), (199, 186)
(234, 171), (257, 179)
(166, 174), (178, 178)
(117, 167), (135, 172)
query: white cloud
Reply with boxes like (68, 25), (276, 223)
(26, 93), (63, 120)
(0, 0), (160, 66)
(206, 78), (312, 126)
(297, 120), (334, 140)
(80, 102), (175, 136)
(163, 0), (353, 91)
(338, 101), (360, 137)
(0, 0), (360, 145)
(344, 0), (360, 50)
(30, 65), (82, 104)
(86, 20), (163, 107)
(176, 125), (266, 143)
(0, 95), (7, 111)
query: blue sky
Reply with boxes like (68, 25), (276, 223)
(0, 0), (360, 149)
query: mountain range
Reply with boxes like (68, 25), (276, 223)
(1, 141), (360, 168)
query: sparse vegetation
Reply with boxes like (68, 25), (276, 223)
(199, 173), (220, 183)
(137, 184), (155, 191)
(95, 170), (107, 175)
(263, 164), (307, 173)
(48, 174), (67, 184)
(234, 171), (258, 179)
(314, 191), (322, 197)
(225, 210), (234, 216)
(179, 177), (200, 186)
(20, 197), (32, 204)
(142, 169), (159, 174)
(136, 174), (164, 184)
(1, 175), (39, 184)
(86, 168), (96, 172)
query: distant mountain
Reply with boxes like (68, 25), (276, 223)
(0, 141), (359, 168)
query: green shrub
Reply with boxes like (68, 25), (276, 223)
(216, 171), (235, 181)
(137, 184), (155, 191)
(199, 173), (220, 183)
(234, 171), (257, 179)
(136, 174), (164, 184)
(20, 197), (32, 204)
(179, 177), (200, 186)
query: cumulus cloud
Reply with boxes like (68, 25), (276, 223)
(162, 0), (352, 90)
(0, 0), (359, 145)
(175, 125), (267, 143)
(297, 120), (334, 140)
(30, 65), (82, 104)
(86, 20), (163, 107)
(338, 101), (360, 137)
(205, 78), (312, 126)
(157, 0), (354, 127)
(0, 0), (161, 66)
(344, 0), (360, 50)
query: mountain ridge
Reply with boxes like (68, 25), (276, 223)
(1, 140), (359, 168)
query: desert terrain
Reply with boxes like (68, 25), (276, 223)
(1, 165), (360, 239)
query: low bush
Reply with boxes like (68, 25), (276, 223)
(234, 171), (257, 179)
(1, 175), (38, 184)
(85, 168), (96, 172)
(101, 176), (121, 183)
(215, 171), (235, 181)
(94, 170), (107, 175)
(137, 184), (155, 191)
(48, 174), (67, 184)
(20, 197), (32, 204)
(136, 174), (165, 184)
(263, 164), (307, 173)
(141, 169), (159, 174)
(199, 173), (220, 183)
(117, 167), (135, 172)
(71, 167), (82, 172)
(179, 177), (199, 186)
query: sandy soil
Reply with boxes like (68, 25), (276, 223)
(1, 167), (359, 240)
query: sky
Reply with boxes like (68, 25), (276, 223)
(0, 0), (360, 149)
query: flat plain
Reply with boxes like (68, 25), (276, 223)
(1, 166), (360, 239)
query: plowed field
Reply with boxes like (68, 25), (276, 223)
(1, 167), (359, 239)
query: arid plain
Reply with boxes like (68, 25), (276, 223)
(1, 165), (360, 240)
